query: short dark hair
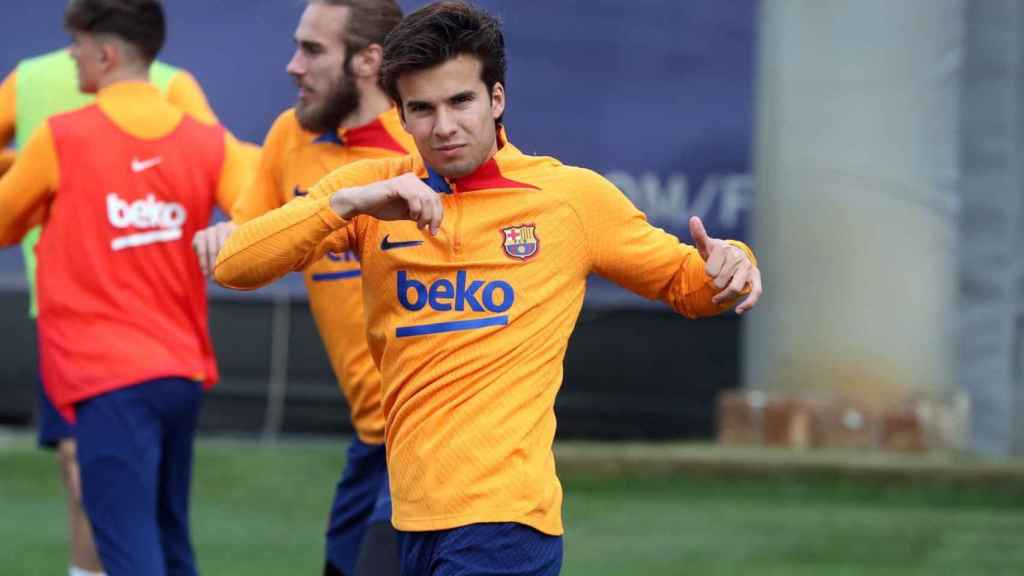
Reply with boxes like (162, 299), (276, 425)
(381, 1), (506, 106)
(309, 0), (403, 54)
(64, 0), (166, 64)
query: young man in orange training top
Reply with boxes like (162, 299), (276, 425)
(0, 43), (238, 576)
(215, 1), (763, 574)
(193, 1), (410, 574)
(0, 1), (251, 574)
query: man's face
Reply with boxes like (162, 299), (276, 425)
(398, 54), (505, 179)
(287, 3), (360, 133)
(68, 32), (104, 94)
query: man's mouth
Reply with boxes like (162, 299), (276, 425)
(435, 143), (465, 154)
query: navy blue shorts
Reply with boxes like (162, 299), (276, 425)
(325, 436), (392, 574)
(76, 377), (202, 576)
(397, 523), (563, 576)
(36, 377), (73, 448)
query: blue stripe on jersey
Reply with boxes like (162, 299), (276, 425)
(396, 315), (508, 338)
(312, 270), (362, 282)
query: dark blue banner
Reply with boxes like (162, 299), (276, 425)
(0, 0), (755, 306)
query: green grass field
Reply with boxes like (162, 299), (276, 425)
(2, 435), (1023, 575)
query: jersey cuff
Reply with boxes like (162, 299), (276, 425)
(316, 196), (349, 230)
(725, 239), (757, 268)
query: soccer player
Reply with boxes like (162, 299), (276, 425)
(193, 1), (410, 574)
(0, 45), (226, 576)
(0, 0), (251, 574)
(215, 1), (763, 574)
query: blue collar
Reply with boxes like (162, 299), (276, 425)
(313, 132), (344, 145)
(421, 164), (452, 194)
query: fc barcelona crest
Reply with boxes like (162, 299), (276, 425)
(501, 224), (539, 260)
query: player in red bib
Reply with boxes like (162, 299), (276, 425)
(0, 46), (250, 576)
(0, 1), (251, 574)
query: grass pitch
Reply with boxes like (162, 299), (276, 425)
(2, 435), (1022, 575)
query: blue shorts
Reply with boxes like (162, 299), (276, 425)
(36, 377), (74, 448)
(325, 436), (392, 574)
(397, 523), (563, 576)
(76, 377), (202, 576)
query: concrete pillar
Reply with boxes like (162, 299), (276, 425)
(744, 0), (965, 443)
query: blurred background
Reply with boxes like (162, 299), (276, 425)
(0, 0), (757, 442)
(2, 1), (1024, 574)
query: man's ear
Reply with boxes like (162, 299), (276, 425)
(490, 82), (506, 120)
(97, 39), (120, 72)
(351, 44), (383, 80)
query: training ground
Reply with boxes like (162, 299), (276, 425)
(2, 432), (1023, 575)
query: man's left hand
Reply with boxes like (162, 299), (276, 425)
(689, 216), (763, 315)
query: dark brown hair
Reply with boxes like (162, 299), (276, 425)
(309, 0), (403, 55)
(64, 0), (166, 64)
(381, 1), (506, 107)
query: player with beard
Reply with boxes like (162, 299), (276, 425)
(192, 1), (411, 575)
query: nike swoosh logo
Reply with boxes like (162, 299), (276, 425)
(131, 156), (162, 173)
(293, 186), (308, 197)
(380, 235), (423, 251)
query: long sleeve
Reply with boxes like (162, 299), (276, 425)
(215, 132), (259, 214)
(0, 149), (14, 176)
(568, 167), (755, 319)
(0, 122), (59, 246)
(213, 158), (394, 290)
(165, 70), (217, 125)
(0, 71), (15, 149)
(230, 112), (290, 223)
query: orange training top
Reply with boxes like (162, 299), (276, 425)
(215, 132), (756, 535)
(231, 107), (414, 444)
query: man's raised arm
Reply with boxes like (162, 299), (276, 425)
(214, 162), (443, 290)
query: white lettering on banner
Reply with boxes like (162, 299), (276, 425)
(604, 171), (754, 233)
(106, 193), (188, 251)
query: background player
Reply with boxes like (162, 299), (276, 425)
(0, 42), (242, 576)
(192, 1), (410, 574)
(0, 0), (252, 573)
